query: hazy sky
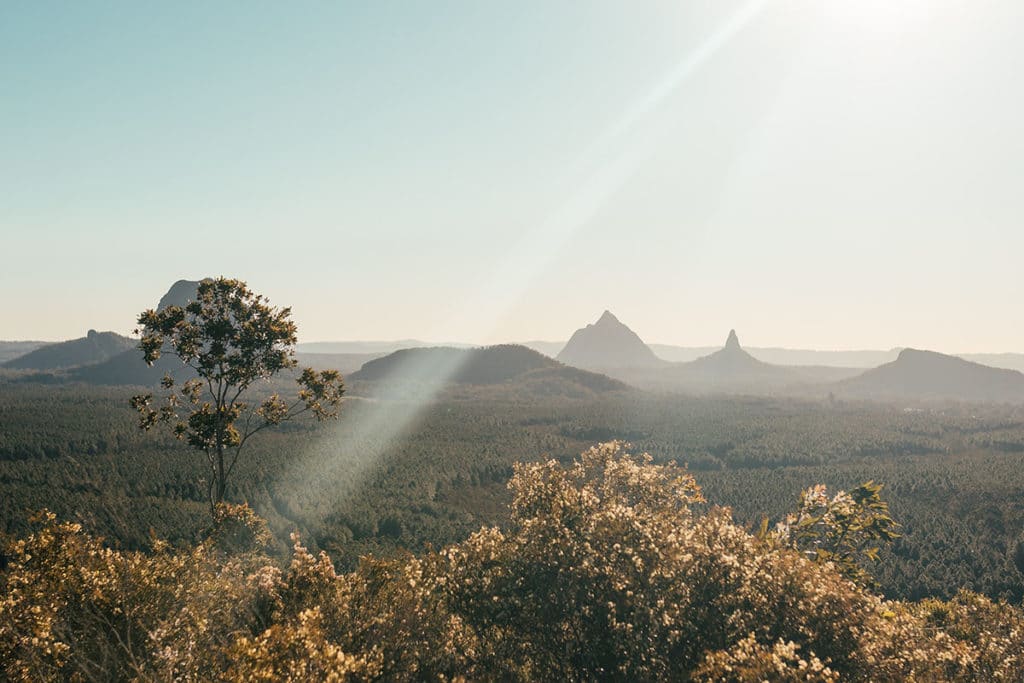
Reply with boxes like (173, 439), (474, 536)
(2, 1), (1022, 352)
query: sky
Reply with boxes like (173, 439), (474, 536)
(2, 1), (1022, 352)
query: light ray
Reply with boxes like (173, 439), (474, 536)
(285, 0), (773, 522)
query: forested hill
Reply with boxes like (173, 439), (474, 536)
(2, 330), (134, 370)
(350, 344), (628, 394)
(66, 348), (194, 386)
(0, 341), (49, 365)
(670, 329), (800, 386)
(838, 348), (1024, 403)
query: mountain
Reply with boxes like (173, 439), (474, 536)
(670, 330), (800, 388)
(684, 330), (789, 376)
(67, 348), (189, 386)
(0, 341), (51, 365)
(556, 311), (665, 371)
(42, 280), (210, 386)
(836, 348), (1024, 403)
(3, 330), (135, 370)
(604, 330), (810, 395)
(295, 352), (387, 374)
(350, 344), (628, 396)
(959, 353), (1024, 374)
(156, 279), (207, 311)
(648, 344), (903, 368)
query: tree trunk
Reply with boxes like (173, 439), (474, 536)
(215, 444), (226, 506)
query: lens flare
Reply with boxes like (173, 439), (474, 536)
(285, 0), (774, 519)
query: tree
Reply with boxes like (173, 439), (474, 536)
(130, 278), (344, 513)
(770, 481), (900, 588)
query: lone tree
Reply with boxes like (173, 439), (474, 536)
(130, 277), (344, 513)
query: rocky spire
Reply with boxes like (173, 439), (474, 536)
(725, 329), (740, 350)
(156, 278), (211, 311)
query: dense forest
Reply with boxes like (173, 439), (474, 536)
(2, 380), (1024, 604)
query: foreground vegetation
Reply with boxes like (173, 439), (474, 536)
(3, 382), (1024, 603)
(4, 442), (1023, 681)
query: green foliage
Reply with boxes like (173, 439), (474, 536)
(773, 480), (900, 587)
(4, 445), (1024, 681)
(3, 384), (1024, 601)
(208, 502), (274, 555)
(131, 277), (344, 511)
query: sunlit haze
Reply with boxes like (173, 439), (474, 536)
(3, 1), (1021, 352)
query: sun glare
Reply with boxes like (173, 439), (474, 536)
(823, 0), (935, 33)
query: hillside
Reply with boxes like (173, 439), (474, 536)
(295, 352), (385, 374)
(65, 348), (195, 386)
(556, 311), (665, 370)
(680, 330), (797, 382)
(0, 341), (50, 365)
(649, 344), (901, 367)
(2, 330), (135, 371)
(616, 330), (801, 394)
(960, 352), (1024, 374)
(517, 340), (565, 358)
(837, 348), (1024, 403)
(350, 344), (627, 395)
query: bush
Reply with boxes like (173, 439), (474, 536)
(2, 442), (1023, 681)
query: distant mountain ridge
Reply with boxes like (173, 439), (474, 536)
(837, 348), (1024, 403)
(0, 341), (50, 365)
(556, 311), (666, 370)
(604, 329), (808, 394)
(2, 330), (135, 371)
(673, 330), (800, 385)
(294, 339), (1024, 372)
(16, 280), (214, 386)
(4, 283), (1023, 404)
(297, 340), (475, 355)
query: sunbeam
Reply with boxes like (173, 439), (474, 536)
(286, 0), (774, 519)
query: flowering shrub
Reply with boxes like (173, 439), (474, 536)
(694, 633), (839, 682)
(2, 442), (1023, 681)
(208, 502), (274, 555)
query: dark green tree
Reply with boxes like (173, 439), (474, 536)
(130, 277), (344, 512)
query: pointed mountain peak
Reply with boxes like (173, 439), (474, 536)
(557, 311), (663, 370)
(725, 329), (741, 350)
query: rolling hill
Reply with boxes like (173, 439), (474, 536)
(3, 330), (135, 371)
(0, 341), (51, 365)
(625, 330), (802, 393)
(836, 348), (1024, 403)
(350, 344), (628, 396)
